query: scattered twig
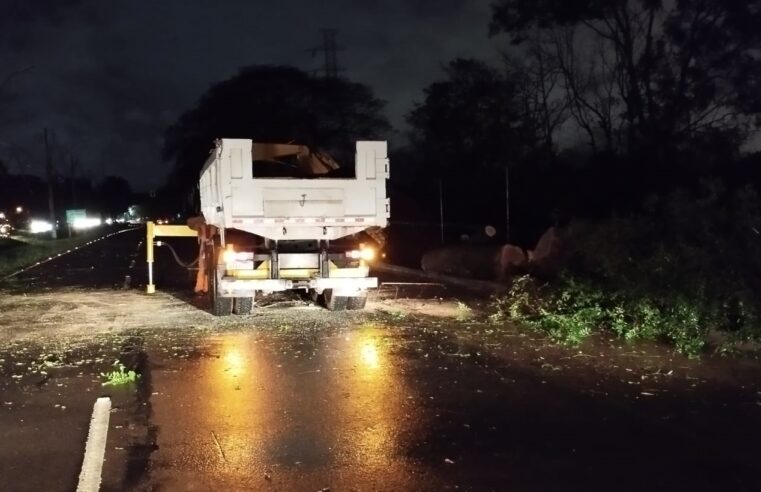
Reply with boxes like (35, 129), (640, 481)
(211, 431), (228, 464)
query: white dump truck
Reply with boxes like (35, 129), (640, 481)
(183, 138), (390, 315)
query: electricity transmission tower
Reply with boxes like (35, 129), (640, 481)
(311, 29), (344, 78)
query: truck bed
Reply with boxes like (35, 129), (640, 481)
(199, 139), (390, 241)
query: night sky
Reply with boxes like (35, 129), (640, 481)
(1, 0), (501, 191)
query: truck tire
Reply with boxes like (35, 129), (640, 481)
(309, 289), (320, 304)
(347, 295), (368, 310)
(323, 289), (348, 311)
(233, 296), (254, 315)
(209, 248), (232, 316)
(212, 286), (232, 316)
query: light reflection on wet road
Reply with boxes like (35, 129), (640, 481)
(145, 326), (439, 490)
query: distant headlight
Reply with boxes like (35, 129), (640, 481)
(72, 217), (102, 230)
(30, 219), (53, 234)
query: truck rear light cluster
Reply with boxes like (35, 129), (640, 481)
(346, 246), (375, 261)
(222, 246), (252, 264)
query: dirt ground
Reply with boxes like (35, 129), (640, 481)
(0, 288), (467, 343)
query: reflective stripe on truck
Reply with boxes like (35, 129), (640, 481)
(230, 217), (374, 224)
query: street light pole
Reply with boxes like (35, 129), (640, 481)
(44, 128), (57, 239)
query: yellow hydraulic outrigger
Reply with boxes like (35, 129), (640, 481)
(145, 221), (197, 294)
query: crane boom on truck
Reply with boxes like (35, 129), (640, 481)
(178, 138), (390, 315)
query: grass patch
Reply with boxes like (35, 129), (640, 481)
(0, 230), (105, 277)
(101, 361), (140, 386)
(455, 300), (473, 321)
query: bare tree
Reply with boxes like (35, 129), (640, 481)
(506, 34), (569, 157)
(491, 0), (761, 160)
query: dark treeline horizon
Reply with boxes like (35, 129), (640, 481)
(3, 0), (761, 252)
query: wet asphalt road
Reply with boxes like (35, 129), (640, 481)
(2, 226), (761, 491)
(5, 227), (187, 293)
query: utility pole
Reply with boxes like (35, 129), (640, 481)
(69, 155), (78, 238)
(321, 29), (339, 79)
(44, 128), (57, 239)
(504, 166), (510, 243)
(69, 155), (77, 207)
(439, 178), (445, 244)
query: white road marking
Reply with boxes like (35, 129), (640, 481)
(1, 228), (138, 281)
(76, 397), (112, 492)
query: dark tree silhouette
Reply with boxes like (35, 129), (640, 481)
(97, 175), (132, 217)
(407, 58), (538, 179)
(162, 65), (390, 192)
(404, 58), (549, 244)
(490, 0), (761, 165)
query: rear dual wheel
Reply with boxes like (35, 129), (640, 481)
(322, 289), (367, 311)
(322, 289), (347, 311)
(309, 289), (320, 304)
(233, 296), (254, 315)
(208, 243), (254, 316)
(211, 279), (254, 316)
(347, 295), (368, 310)
(210, 265), (233, 316)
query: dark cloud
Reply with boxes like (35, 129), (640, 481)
(1, 0), (84, 50)
(1, 0), (83, 29)
(0, 0), (500, 190)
